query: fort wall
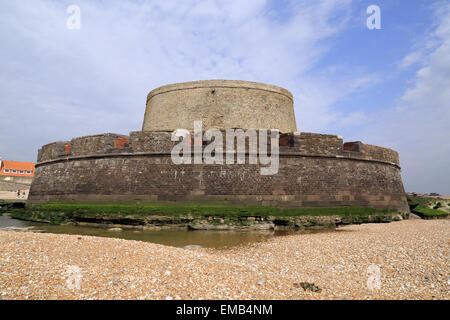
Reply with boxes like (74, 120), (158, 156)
(29, 80), (408, 212)
(28, 131), (408, 212)
(34, 131), (400, 166)
(142, 80), (297, 132)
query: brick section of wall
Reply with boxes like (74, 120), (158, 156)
(64, 143), (72, 154)
(114, 137), (130, 149)
(344, 141), (362, 152)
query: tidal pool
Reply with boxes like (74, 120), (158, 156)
(0, 214), (334, 249)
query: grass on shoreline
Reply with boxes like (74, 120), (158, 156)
(21, 202), (397, 217)
(7, 202), (400, 226)
(407, 196), (449, 218)
(0, 200), (26, 216)
(411, 204), (448, 217)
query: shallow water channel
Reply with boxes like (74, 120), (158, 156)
(0, 214), (334, 249)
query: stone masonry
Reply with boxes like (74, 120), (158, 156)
(142, 80), (297, 132)
(28, 80), (409, 213)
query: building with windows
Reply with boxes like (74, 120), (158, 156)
(0, 157), (35, 186)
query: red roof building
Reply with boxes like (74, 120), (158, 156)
(0, 159), (35, 178)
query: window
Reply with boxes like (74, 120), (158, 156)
(12, 169), (17, 173)
(26, 170), (32, 174)
(4, 169), (10, 173)
(19, 170), (24, 174)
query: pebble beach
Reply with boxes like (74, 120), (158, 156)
(0, 219), (448, 300)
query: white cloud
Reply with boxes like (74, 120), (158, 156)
(361, 2), (450, 194)
(1, 0), (365, 163)
(399, 51), (423, 69)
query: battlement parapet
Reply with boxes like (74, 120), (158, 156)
(38, 141), (70, 163)
(36, 131), (400, 167)
(37, 133), (130, 162)
(289, 132), (343, 156)
(69, 133), (130, 157)
(130, 131), (175, 153)
(361, 144), (399, 165)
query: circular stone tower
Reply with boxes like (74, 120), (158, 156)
(28, 80), (409, 214)
(142, 80), (297, 132)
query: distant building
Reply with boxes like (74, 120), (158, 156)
(0, 157), (35, 185)
(429, 193), (440, 197)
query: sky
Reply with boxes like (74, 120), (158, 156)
(0, 0), (449, 194)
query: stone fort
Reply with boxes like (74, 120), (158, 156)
(28, 80), (409, 213)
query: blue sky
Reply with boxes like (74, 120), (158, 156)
(0, 0), (449, 194)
